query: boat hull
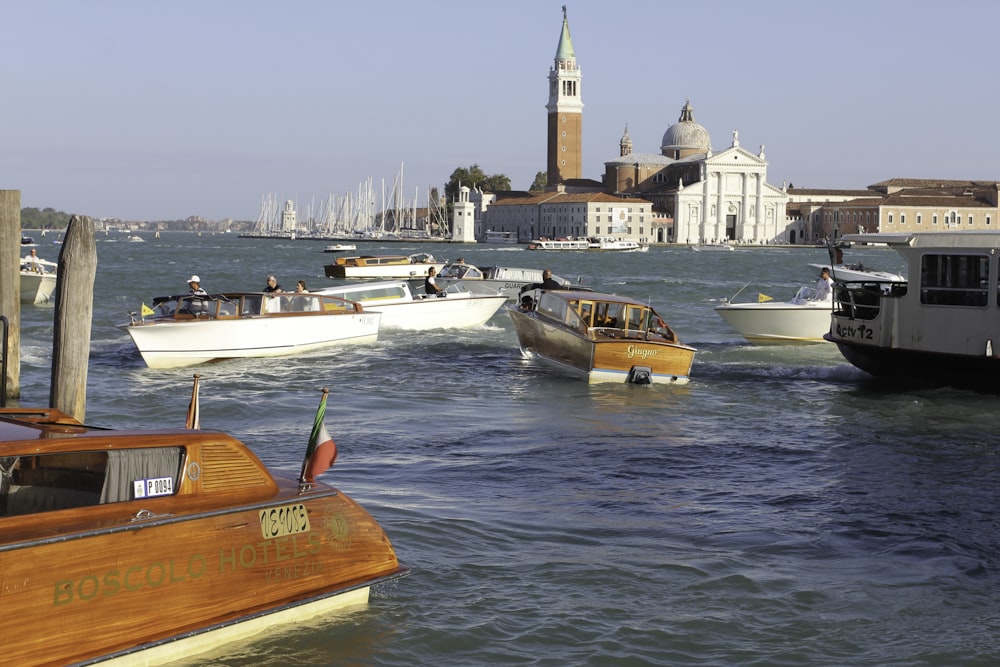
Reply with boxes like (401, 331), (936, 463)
(20, 270), (56, 304)
(0, 487), (405, 666)
(714, 301), (833, 345)
(507, 307), (695, 384)
(124, 312), (380, 368)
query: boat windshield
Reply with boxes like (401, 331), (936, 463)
(1, 447), (184, 516)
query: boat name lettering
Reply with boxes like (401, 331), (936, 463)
(217, 533), (322, 573)
(259, 503), (311, 539)
(53, 553), (208, 606)
(626, 345), (659, 360)
(133, 476), (174, 498)
(264, 558), (325, 584)
(52, 533), (322, 606)
(834, 322), (874, 341)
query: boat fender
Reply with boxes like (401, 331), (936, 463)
(626, 366), (653, 385)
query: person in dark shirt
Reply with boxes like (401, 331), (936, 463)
(520, 269), (562, 294)
(263, 275), (283, 293)
(425, 267), (444, 297)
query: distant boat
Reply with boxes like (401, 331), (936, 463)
(324, 253), (444, 279)
(20, 235), (35, 246)
(120, 292), (380, 368)
(588, 238), (649, 252)
(527, 238), (590, 251)
(128, 235), (144, 242)
(691, 243), (734, 252)
(483, 230), (518, 244)
(323, 243), (357, 253)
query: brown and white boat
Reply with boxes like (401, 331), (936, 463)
(507, 288), (696, 384)
(323, 252), (444, 279)
(0, 402), (407, 665)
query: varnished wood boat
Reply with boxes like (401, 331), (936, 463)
(0, 406), (407, 666)
(507, 289), (696, 384)
(323, 253), (444, 279)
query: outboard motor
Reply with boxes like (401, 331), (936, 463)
(626, 365), (652, 385)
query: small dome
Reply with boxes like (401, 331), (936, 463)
(661, 100), (711, 158)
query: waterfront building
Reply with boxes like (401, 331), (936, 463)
(603, 101), (789, 245)
(485, 191), (653, 244)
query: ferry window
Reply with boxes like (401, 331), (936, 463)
(2, 447), (183, 516)
(920, 254), (989, 307)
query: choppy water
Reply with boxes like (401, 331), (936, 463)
(13, 234), (1000, 666)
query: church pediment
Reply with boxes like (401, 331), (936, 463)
(705, 145), (767, 168)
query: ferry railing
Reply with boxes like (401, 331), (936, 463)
(0, 315), (7, 407)
(833, 281), (904, 321)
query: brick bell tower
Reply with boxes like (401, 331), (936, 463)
(546, 5), (583, 187)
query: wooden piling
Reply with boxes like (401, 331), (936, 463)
(0, 190), (21, 402)
(49, 215), (97, 421)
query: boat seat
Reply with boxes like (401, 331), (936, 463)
(4, 484), (101, 516)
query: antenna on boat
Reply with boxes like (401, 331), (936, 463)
(726, 281), (752, 304)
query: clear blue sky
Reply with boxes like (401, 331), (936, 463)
(3, 0), (997, 222)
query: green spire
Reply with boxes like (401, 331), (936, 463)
(555, 5), (575, 61)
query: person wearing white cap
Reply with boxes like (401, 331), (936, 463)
(187, 275), (207, 297)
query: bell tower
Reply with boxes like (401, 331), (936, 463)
(546, 5), (583, 187)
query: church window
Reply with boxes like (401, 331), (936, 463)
(933, 214), (938, 225)
(900, 214), (905, 225)
(988, 216), (992, 226)
(562, 130), (566, 137)
(888, 213), (894, 224)
(917, 214), (922, 225)
(969, 215), (974, 225)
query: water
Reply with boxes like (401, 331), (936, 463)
(13, 235), (1000, 666)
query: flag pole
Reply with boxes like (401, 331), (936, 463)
(185, 374), (201, 429)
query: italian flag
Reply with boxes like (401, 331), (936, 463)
(302, 390), (337, 483)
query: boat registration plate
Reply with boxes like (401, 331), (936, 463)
(133, 476), (174, 498)
(259, 503), (311, 539)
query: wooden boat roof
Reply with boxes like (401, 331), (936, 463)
(543, 289), (651, 306)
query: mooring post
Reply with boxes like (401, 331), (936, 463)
(49, 214), (97, 421)
(0, 190), (21, 402)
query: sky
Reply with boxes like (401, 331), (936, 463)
(3, 0), (999, 222)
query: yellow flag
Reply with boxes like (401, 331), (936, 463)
(141, 303), (155, 316)
(758, 293), (773, 303)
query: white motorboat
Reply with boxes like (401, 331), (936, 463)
(507, 289), (696, 384)
(120, 292), (380, 368)
(588, 238), (650, 252)
(827, 232), (1000, 391)
(20, 254), (58, 305)
(312, 280), (507, 330)
(715, 286), (833, 345)
(434, 262), (577, 301)
(323, 243), (357, 253)
(323, 253), (444, 279)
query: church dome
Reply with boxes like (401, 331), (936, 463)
(661, 100), (711, 158)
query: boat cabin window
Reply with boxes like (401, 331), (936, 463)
(1, 447), (183, 516)
(217, 300), (238, 318)
(625, 305), (647, 331)
(593, 301), (625, 328)
(241, 295), (263, 316)
(337, 285), (407, 302)
(920, 254), (990, 307)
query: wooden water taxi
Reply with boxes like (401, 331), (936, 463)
(120, 292), (380, 369)
(323, 253), (444, 279)
(0, 404), (407, 666)
(826, 232), (1000, 391)
(507, 289), (696, 384)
